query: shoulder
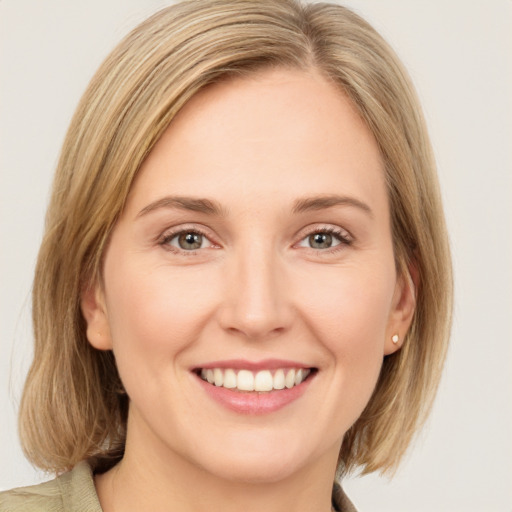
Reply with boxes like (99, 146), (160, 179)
(0, 462), (102, 512)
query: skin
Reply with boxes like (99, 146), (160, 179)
(82, 67), (415, 512)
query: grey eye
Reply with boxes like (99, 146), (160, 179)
(308, 232), (334, 249)
(177, 232), (203, 250)
(162, 228), (215, 253)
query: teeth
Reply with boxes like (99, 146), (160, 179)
(223, 369), (237, 389)
(199, 367), (311, 392)
(273, 369), (285, 390)
(214, 368), (223, 387)
(254, 370), (273, 392)
(237, 370), (254, 391)
(285, 369), (295, 389)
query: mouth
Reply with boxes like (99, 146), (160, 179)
(192, 359), (317, 414)
(195, 367), (315, 393)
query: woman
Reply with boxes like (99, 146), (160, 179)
(0, 0), (452, 510)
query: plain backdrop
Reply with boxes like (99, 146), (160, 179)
(1, 1), (511, 511)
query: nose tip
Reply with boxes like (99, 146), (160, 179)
(224, 315), (286, 340)
(217, 252), (292, 341)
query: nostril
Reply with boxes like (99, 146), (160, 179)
(224, 324), (287, 341)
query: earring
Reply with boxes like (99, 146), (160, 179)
(391, 334), (399, 344)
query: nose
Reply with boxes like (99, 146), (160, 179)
(217, 239), (293, 341)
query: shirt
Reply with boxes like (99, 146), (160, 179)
(0, 461), (357, 511)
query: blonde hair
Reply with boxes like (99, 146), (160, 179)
(20, 0), (452, 476)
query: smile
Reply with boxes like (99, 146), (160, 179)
(199, 368), (312, 392)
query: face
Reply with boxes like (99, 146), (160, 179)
(83, 68), (414, 484)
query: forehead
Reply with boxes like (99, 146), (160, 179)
(127, 67), (387, 217)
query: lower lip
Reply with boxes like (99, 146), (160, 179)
(195, 373), (314, 415)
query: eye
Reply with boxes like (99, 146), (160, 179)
(297, 228), (351, 250)
(307, 232), (339, 249)
(162, 230), (214, 251)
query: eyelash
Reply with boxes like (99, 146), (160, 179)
(158, 225), (353, 256)
(299, 226), (353, 254)
(158, 226), (215, 256)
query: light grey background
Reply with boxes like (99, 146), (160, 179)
(1, 1), (511, 510)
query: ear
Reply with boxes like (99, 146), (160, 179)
(384, 263), (418, 356)
(80, 280), (113, 351)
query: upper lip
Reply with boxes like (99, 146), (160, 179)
(193, 359), (314, 372)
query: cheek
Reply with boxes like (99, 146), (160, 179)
(102, 258), (220, 389)
(295, 262), (395, 411)
(298, 262), (394, 347)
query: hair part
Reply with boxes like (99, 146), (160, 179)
(20, 0), (452, 477)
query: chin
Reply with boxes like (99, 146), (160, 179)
(189, 430), (326, 485)
(202, 451), (307, 485)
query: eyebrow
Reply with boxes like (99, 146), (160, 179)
(292, 194), (373, 217)
(137, 196), (227, 218)
(137, 193), (373, 218)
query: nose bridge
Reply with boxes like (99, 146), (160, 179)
(220, 235), (291, 339)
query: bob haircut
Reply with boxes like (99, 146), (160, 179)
(20, 0), (452, 476)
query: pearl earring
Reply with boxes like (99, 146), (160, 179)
(391, 334), (399, 344)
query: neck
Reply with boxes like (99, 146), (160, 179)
(95, 414), (340, 512)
